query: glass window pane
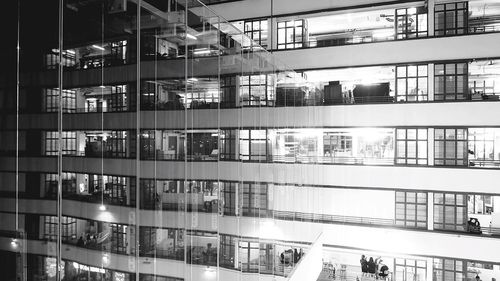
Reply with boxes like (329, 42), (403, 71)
(397, 129), (407, 139)
(397, 66), (407, 77)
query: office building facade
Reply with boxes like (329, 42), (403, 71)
(1, 0), (500, 280)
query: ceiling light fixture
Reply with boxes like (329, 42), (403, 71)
(92, 45), (105, 51)
(186, 33), (197, 40)
(193, 48), (211, 55)
(11, 239), (18, 249)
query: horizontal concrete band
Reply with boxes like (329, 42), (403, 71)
(3, 101), (500, 130)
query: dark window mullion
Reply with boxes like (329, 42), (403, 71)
(415, 10), (419, 36)
(455, 64), (458, 100)
(405, 129), (409, 164)
(405, 9), (409, 37)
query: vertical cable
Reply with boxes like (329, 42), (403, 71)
(237, 27), (243, 281)
(216, 14), (221, 281)
(101, 1), (105, 212)
(270, 0), (274, 54)
(57, 0), (64, 280)
(15, 0), (21, 235)
(183, 1), (189, 280)
(153, 25), (158, 278)
(135, 1), (142, 281)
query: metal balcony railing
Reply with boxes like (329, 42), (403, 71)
(272, 211), (396, 227)
(271, 155), (395, 165)
(469, 159), (500, 168)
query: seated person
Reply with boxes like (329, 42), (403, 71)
(379, 264), (389, 278)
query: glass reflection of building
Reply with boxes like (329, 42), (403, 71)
(2, 0), (500, 281)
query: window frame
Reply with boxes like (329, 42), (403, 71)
(433, 192), (467, 231)
(239, 74), (275, 107)
(110, 223), (128, 254)
(395, 64), (428, 102)
(244, 19), (268, 49)
(395, 128), (428, 165)
(219, 234), (236, 268)
(395, 7), (429, 39)
(394, 258), (427, 281)
(241, 183), (268, 217)
(434, 62), (469, 101)
(277, 19), (305, 50)
(106, 85), (129, 112)
(239, 129), (269, 161)
(44, 131), (77, 156)
(434, 2), (469, 36)
(222, 182), (237, 215)
(433, 258), (466, 281)
(220, 129), (237, 160)
(434, 128), (468, 166)
(395, 191), (428, 229)
(43, 89), (76, 113)
(239, 241), (260, 272)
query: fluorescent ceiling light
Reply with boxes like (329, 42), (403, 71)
(66, 49), (76, 55)
(92, 45), (105, 51)
(186, 33), (197, 40)
(193, 48), (211, 55)
(10, 239), (18, 249)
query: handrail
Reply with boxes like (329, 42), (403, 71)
(6, 93), (500, 115)
(469, 159), (500, 168)
(271, 155), (395, 165)
(272, 210), (396, 227)
(318, 265), (394, 281)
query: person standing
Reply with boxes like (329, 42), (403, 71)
(360, 255), (368, 276)
(368, 257), (376, 276)
(76, 236), (84, 247)
(293, 249), (299, 264)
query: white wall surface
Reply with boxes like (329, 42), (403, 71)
(2, 157), (500, 195)
(194, 0), (413, 20)
(238, 162), (500, 195)
(271, 185), (395, 219)
(274, 33), (500, 70)
(8, 101), (500, 130)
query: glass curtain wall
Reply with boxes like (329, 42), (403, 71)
(61, 0), (138, 280)
(3, 0), (306, 280)
(9, 1), (500, 281)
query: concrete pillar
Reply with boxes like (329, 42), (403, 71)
(269, 17), (278, 51)
(235, 182), (240, 216)
(235, 75), (241, 107)
(426, 257), (434, 281)
(234, 129), (240, 160)
(428, 191), (434, 231)
(428, 0), (435, 36)
(428, 128), (434, 166)
(428, 63), (435, 101)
